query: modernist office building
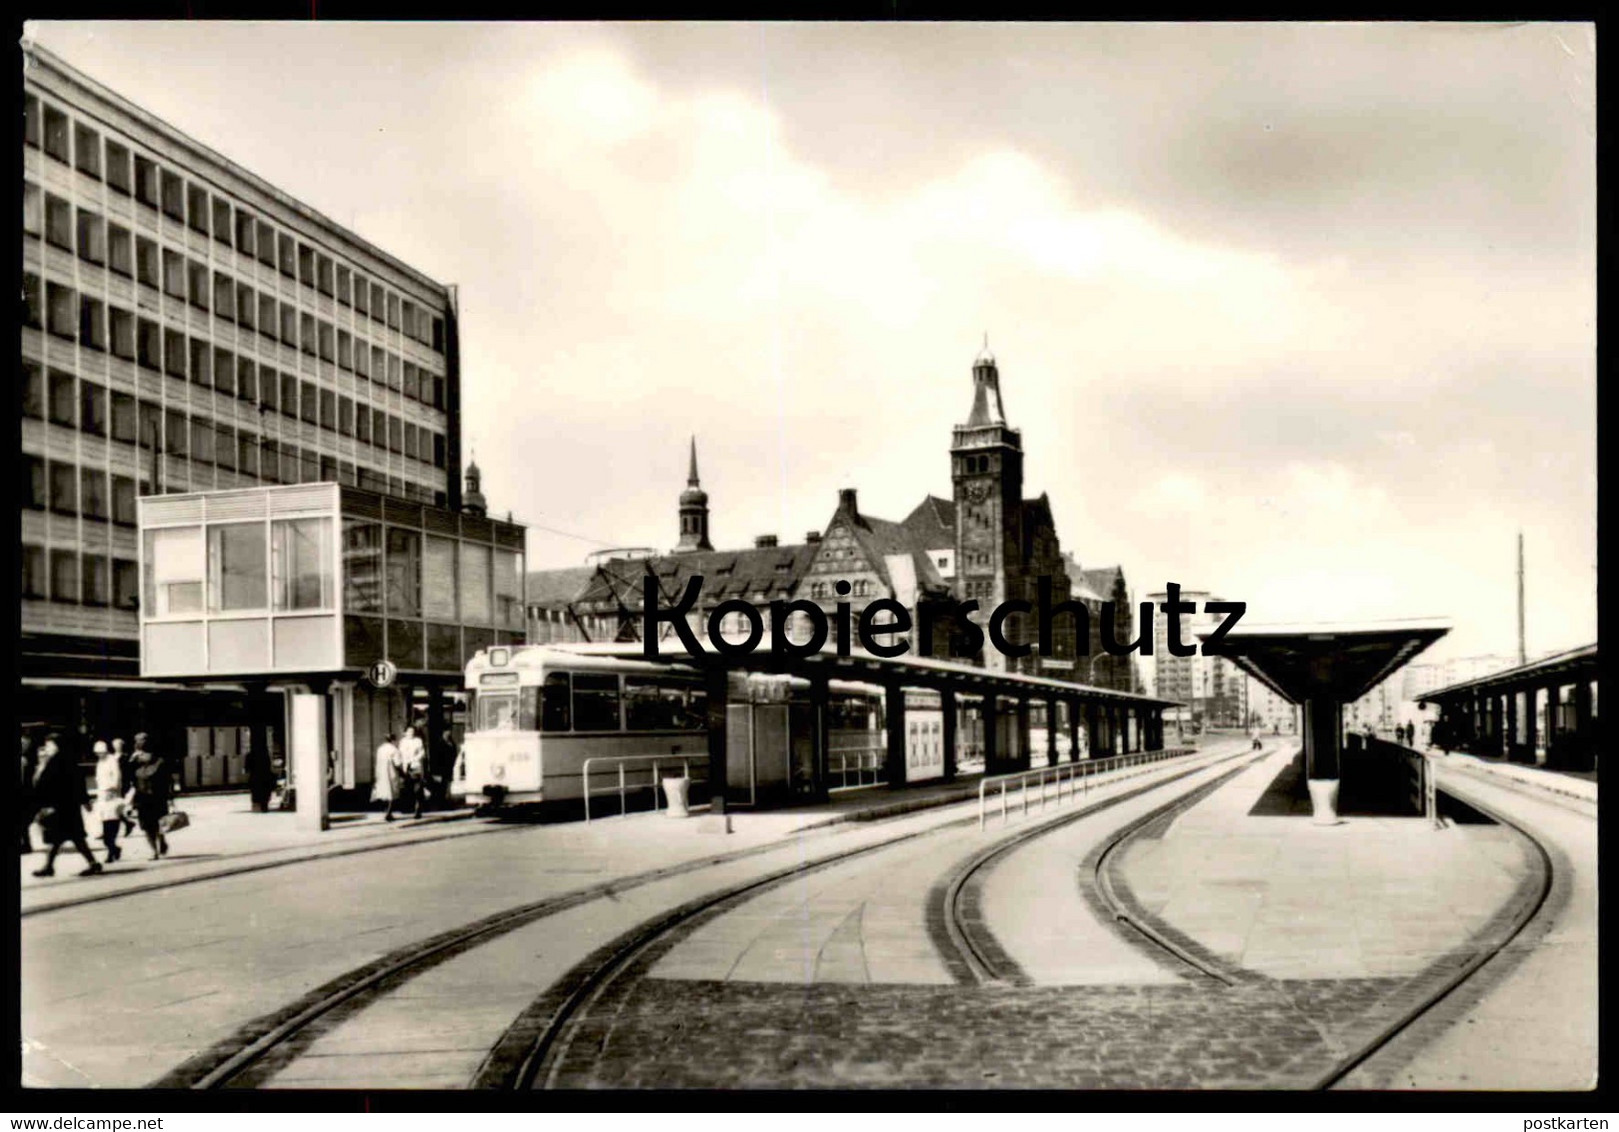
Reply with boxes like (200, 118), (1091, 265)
(22, 42), (466, 784)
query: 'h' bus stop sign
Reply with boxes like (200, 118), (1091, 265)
(367, 659), (398, 689)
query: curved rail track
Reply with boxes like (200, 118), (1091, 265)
(478, 745), (1262, 1088)
(1310, 772), (1560, 1090)
(1087, 750), (1563, 1090)
(152, 739), (1571, 1091)
(936, 750), (1266, 985)
(158, 744), (1237, 1089)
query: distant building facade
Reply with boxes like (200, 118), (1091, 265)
(527, 350), (1138, 690)
(1144, 588), (1245, 728)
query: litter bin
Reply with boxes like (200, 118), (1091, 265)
(663, 776), (691, 818)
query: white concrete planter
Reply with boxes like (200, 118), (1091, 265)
(1307, 778), (1341, 826)
(662, 776), (691, 818)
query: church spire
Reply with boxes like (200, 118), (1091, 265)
(463, 453), (487, 517)
(675, 437), (713, 553)
(966, 340), (1008, 427)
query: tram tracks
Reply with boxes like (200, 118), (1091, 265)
(153, 826), (905, 1088)
(480, 746), (1258, 1089)
(157, 744), (1240, 1089)
(934, 749), (1266, 985)
(494, 752), (1569, 1092)
(933, 744), (1568, 1090)
(1061, 747), (1564, 1090)
(150, 738), (1572, 1091)
(1308, 773), (1561, 1090)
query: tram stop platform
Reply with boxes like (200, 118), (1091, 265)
(20, 771), (1000, 916)
(1113, 744), (1539, 982)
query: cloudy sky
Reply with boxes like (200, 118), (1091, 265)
(30, 21), (1595, 663)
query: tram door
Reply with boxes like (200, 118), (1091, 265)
(725, 675), (796, 806)
(996, 708), (1020, 766)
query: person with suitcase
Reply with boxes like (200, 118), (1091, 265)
(127, 734), (175, 860)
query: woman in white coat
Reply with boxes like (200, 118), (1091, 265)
(91, 740), (125, 863)
(372, 733), (403, 821)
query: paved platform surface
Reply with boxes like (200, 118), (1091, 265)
(25, 737), (1586, 1091)
(1433, 752), (1597, 806)
(1341, 762), (1598, 1090)
(19, 769), (1019, 915)
(18, 760), (1076, 1087)
(20, 793), (486, 913)
(246, 749), (1236, 1088)
(650, 750), (1238, 987)
(1117, 746), (1532, 980)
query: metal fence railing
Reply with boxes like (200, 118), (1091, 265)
(978, 747), (1197, 830)
(582, 753), (708, 822)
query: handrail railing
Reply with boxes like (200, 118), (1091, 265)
(977, 747), (1198, 830)
(582, 752), (709, 822)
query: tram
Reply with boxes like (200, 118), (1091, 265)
(457, 644), (901, 811)
(458, 645), (706, 808)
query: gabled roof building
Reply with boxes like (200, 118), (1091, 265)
(526, 351), (1139, 691)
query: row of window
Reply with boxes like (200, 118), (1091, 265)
(21, 260), (447, 409)
(20, 545), (137, 610)
(343, 521), (524, 629)
(144, 519), (332, 617)
(21, 455), (140, 524)
(140, 517), (522, 629)
(22, 360), (447, 470)
(476, 673), (709, 735)
(23, 434), (442, 516)
(805, 580), (876, 599)
(23, 97), (445, 351)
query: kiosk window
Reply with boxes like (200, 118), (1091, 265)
(144, 526), (204, 615)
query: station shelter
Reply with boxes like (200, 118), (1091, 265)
(570, 638), (1182, 808)
(138, 483), (526, 823)
(1419, 643), (1598, 773)
(1201, 618), (1450, 823)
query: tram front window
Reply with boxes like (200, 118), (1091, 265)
(478, 692), (519, 732)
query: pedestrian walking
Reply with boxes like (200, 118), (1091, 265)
(399, 725), (428, 819)
(20, 734), (37, 854)
(112, 738), (136, 836)
(30, 734), (102, 878)
(247, 734), (275, 813)
(372, 733), (404, 821)
(438, 728), (461, 806)
(127, 737), (174, 860)
(92, 741), (126, 863)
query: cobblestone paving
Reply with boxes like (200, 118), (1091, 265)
(551, 975), (1409, 1089)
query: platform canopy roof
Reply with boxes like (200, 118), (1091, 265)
(1196, 618), (1451, 706)
(1418, 642), (1598, 705)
